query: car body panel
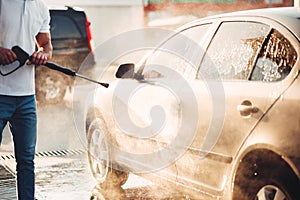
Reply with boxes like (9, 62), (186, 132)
(173, 12), (299, 196)
(86, 7), (300, 199)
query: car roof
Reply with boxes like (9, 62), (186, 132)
(48, 5), (84, 12)
(185, 7), (300, 40)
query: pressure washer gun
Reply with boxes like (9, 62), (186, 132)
(3, 46), (109, 88)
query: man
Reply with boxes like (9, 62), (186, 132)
(0, 0), (52, 199)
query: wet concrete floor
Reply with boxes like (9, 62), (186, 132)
(1, 152), (188, 200)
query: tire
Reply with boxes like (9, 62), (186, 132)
(233, 150), (300, 200)
(90, 184), (126, 200)
(87, 117), (129, 188)
(35, 68), (68, 104)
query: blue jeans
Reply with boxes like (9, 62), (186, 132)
(0, 95), (37, 200)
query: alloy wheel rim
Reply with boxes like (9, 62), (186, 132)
(256, 185), (288, 200)
(89, 127), (109, 181)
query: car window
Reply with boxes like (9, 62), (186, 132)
(250, 29), (297, 82)
(50, 15), (82, 39)
(143, 24), (211, 79)
(199, 22), (270, 80)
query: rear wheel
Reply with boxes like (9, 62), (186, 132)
(255, 185), (290, 200)
(233, 150), (300, 200)
(87, 117), (129, 188)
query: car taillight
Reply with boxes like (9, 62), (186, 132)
(86, 17), (94, 56)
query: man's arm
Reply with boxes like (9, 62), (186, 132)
(28, 32), (53, 65)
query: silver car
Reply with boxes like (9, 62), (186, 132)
(85, 7), (300, 200)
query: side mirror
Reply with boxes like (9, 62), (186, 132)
(115, 63), (135, 79)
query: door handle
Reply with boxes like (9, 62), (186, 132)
(237, 100), (258, 117)
(237, 104), (254, 113)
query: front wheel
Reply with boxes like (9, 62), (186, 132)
(87, 117), (129, 188)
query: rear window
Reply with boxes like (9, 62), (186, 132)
(50, 15), (82, 39)
(250, 29), (297, 82)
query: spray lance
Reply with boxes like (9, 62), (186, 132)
(0, 46), (109, 88)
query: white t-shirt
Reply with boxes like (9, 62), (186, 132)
(0, 0), (50, 96)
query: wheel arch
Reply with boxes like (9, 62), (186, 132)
(85, 105), (104, 133)
(231, 146), (300, 199)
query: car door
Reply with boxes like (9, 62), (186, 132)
(111, 23), (214, 179)
(175, 18), (299, 197)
